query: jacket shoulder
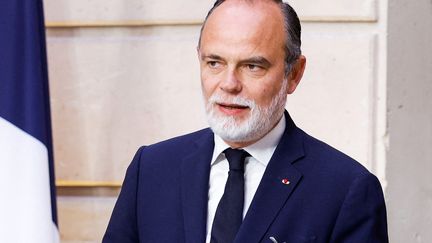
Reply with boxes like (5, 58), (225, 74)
(134, 128), (213, 162)
(146, 127), (211, 149)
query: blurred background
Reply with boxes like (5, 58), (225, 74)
(42, 0), (432, 242)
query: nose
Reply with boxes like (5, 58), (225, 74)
(219, 69), (242, 94)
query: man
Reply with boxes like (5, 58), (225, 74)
(103, 0), (388, 242)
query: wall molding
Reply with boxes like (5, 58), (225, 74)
(56, 180), (122, 188)
(45, 17), (377, 28)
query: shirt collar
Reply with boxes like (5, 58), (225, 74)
(211, 115), (286, 166)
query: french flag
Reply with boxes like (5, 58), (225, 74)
(0, 0), (60, 242)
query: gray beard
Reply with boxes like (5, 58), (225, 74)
(205, 79), (287, 144)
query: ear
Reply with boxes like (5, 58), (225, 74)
(286, 55), (306, 94)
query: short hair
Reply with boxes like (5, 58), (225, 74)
(198, 0), (302, 75)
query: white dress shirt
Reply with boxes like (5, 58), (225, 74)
(205, 117), (286, 242)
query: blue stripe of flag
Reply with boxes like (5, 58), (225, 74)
(0, 0), (57, 225)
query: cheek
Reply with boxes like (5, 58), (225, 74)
(247, 81), (281, 106)
(259, 89), (275, 106)
(201, 74), (219, 98)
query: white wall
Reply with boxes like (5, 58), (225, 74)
(386, 0), (432, 241)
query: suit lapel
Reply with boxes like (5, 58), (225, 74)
(235, 112), (305, 242)
(180, 129), (214, 243)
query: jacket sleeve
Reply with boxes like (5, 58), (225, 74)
(329, 172), (389, 243)
(102, 146), (145, 243)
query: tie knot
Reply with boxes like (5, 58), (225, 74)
(224, 148), (249, 171)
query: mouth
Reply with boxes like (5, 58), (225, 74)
(218, 103), (249, 109)
(216, 102), (250, 115)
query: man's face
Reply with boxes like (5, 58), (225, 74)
(199, 1), (292, 147)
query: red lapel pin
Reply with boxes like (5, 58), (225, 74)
(281, 178), (290, 185)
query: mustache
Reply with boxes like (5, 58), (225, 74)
(207, 93), (256, 108)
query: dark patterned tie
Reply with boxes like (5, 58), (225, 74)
(210, 148), (250, 243)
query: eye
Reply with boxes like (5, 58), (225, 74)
(246, 64), (263, 72)
(248, 64), (258, 70)
(207, 61), (221, 69)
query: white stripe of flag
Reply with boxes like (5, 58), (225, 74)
(0, 117), (59, 242)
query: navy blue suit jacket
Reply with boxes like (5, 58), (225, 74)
(103, 112), (388, 242)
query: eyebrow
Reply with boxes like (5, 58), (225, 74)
(201, 54), (224, 61)
(241, 56), (271, 68)
(200, 54), (272, 68)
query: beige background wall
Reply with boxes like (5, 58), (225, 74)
(43, 0), (431, 242)
(386, 0), (432, 241)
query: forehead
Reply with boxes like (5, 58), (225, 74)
(200, 0), (286, 58)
